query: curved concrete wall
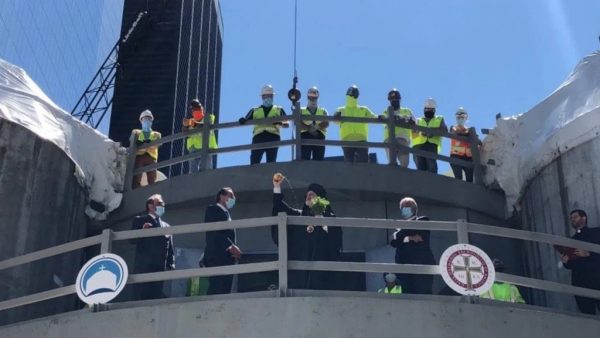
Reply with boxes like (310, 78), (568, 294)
(0, 119), (88, 324)
(521, 136), (600, 311)
(1, 296), (598, 338)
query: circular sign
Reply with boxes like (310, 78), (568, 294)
(439, 244), (495, 296)
(75, 253), (128, 305)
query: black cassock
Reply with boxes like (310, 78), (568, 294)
(564, 226), (600, 314)
(271, 192), (342, 290)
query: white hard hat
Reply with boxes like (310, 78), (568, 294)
(456, 106), (467, 115)
(424, 98), (437, 109)
(261, 84), (274, 96)
(139, 109), (154, 121)
(307, 86), (319, 99)
(384, 273), (396, 283)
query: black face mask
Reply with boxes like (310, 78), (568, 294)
(390, 100), (400, 110)
(424, 110), (435, 118)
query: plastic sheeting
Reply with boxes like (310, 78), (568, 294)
(0, 59), (126, 220)
(482, 51), (600, 212)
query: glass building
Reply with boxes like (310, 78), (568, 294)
(0, 0), (124, 134)
(109, 0), (224, 176)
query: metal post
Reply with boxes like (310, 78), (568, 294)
(386, 106), (397, 165)
(469, 127), (483, 185)
(277, 212), (288, 296)
(124, 136), (138, 192)
(199, 114), (211, 170)
(293, 101), (302, 161)
(456, 219), (469, 244)
(100, 229), (113, 254)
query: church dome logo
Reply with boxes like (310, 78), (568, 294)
(76, 253), (129, 305)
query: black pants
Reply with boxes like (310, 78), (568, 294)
(395, 273), (433, 294)
(251, 131), (280, 164)
(343, 146), (368, 163)
(207, 275), (233, 295)
(450, 154), (474, 182)
(301, 131), (325, 160)
(413, 142), (438, 173)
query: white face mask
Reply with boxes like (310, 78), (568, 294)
(400, 207), (413, 219)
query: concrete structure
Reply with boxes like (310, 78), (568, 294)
(2, 294), (599, 338)
(0, 120), (88, 325)
(521, 136), (600, 311)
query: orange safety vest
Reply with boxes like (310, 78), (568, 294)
(450, 126), (472, 157)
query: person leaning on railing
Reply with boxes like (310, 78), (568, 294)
(130, 109), (161, 189)
(300, 86), (329, 161)
(334, 85), (376, 163)
(183, 99), (217, 173)
(378, 88), (415, 168)
(412, 98), (447, 173)
(238, 84), (288, 164)
(449, 107), (478, 182)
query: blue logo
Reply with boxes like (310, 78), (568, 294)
(76, 254), (129, 304)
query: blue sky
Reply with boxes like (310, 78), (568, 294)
(216, 0), (600, 171)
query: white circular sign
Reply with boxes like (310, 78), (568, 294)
(439, 244), (495, 296)
(76, 253), (128, 305)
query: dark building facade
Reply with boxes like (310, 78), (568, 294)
(110, 0), (223, 176)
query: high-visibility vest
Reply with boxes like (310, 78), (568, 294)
(377, 285), (403, 294)
(186, 114), (218, 151)
(301, 107), (328, 136)
(450, 125), (472, 157)
(133, 129), (161, 160)
(252, 106), (283, 136)
(412, 116), (444, 152)
(480, 283), (525, 303)
(337, 105), (375, 141)
(382, 107), (413, 142)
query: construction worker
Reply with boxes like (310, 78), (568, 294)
(300, 86), (329, 160)
(334, 85), (376, 163)
(378, 89), (415, 167)
(130, 109), (161, 189)
(412, 98), (447, 173)
(378, 273), (403, 294)
(449, 107), (477, 182)
(480, 259), (525, 303)
(239, 85), (287, 164)
(183, 99), (217, 173)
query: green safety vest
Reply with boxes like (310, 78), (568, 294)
(301, 107), (328, 136)
(412, 116), (444, 152)
(480, 283), (525, 303)
(133, 129), (161, 160)
(337, 105), (376, 141)
(252, 106), (283, 136)
(382, 107), (413, 142)
(377, 285), (403, 294)
(186, 114), (218, 151)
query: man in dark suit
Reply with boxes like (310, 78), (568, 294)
(131, 194), (175, 300)
(561, 209), (600, 315)
(203, 187), (241, 295)
(390, 197), (435, 294)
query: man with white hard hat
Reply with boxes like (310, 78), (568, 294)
(130, 109), (162, 189)
(411, 98), (447, 173)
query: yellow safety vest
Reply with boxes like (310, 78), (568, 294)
(133, 129), (161, 160)
(480, 283), (525, 303)
(252, 106), (283, 136)
(412, 116), (444, 152)
(377, 285), (402, 294)
(450, 126), (472, 157)
(301, 107), (328, 136)
(382, 107), (413, 142)
(337, 106), (375, 141)
(186, 114), (218, 151)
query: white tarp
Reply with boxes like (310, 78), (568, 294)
(0, 58), (126, 220)
(482, 51), (600, 212)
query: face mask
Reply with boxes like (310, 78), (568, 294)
(141, 120), (152, 132)
(155, 205), (165, 217)
(456, 118), (466, 126)
(345, 96), (358, 108)
(400, 207), (413, 219)
(308, 99), (318, 109)
(390, 100), (400, 110)
(225, 197), (236, 209)
(192, 108), (204, 121)
(262, 97), (273, 107)
(424, 110), (435, 119)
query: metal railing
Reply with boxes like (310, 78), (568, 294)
(2, 214), (600, 315)
(125, 103), (483, 191)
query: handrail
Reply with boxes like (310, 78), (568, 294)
(3, 215), (598, 317)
